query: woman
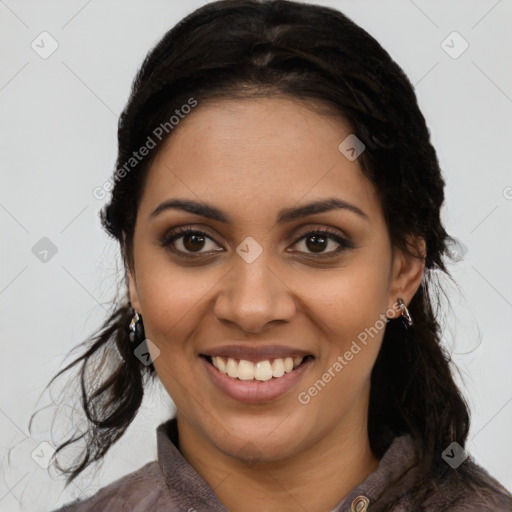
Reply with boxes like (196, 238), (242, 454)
(45, 0), (512, 510)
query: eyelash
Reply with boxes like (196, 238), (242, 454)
(159, 226), (354, 260)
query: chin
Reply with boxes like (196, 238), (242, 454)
(210, 412), (307, 463)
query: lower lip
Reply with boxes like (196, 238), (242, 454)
(201, 356), (314, 404)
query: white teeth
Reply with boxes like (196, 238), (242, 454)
(209, 355), (306, 381)
(255, 360), (273, 381)
(271, 358), (285, 378)
(237, 360), (255, 380)
(215, 356), (227, 374)
(226, 358), (238, 378)
(283, 357), (294, 373)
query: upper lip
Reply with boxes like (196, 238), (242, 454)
(201, 344), (313, 361)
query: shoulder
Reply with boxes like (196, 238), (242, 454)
(51, 460), (169, 512)
(372, 436), (512, 512)
(429, 458), (512, 512)
(421, 458), (512, 512)
(387, 457), (512, 512)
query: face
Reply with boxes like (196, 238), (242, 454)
(127, 96), (424, 464)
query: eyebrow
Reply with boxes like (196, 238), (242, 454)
(150, 197), (368, 224)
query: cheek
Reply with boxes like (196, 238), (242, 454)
(301, 259), (390, 342)
(292, 257), (389, 401)
(133, 242), (223, 346)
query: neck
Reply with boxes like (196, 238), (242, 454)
(177, 412), (380, 512)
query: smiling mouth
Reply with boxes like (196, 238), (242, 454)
(201, 354), (314, 382)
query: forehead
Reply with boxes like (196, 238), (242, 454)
(139, 96), (382, 223)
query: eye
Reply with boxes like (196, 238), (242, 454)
(160, 226), (354, 259)
(160, 227), (223, 258)
(290, 228), (353, 257)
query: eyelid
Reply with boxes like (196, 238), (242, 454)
(291, 224), (351, 243)
(159, 224), (354, 258)
(159, 225), (223, 252)
(288, 227), (354, 255)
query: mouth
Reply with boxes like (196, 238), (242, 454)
(200, 354), (314, 381)
(199, 353), (315, 404)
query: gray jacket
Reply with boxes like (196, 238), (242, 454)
(53, 418), (512, 511)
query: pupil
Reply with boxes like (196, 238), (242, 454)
(306, 235), (327, 253)
(184, 233), (205, 251)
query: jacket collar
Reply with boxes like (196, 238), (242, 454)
(156, 418), (228, 510)
(330, 433), (419, 511)
(156, 418), (419, 512)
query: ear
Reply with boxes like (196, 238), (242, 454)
(122, 231), (141, 312)
(387, 236), (426, 318)
(126, 266), (141, 312)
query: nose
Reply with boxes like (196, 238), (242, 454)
(213, 252), (296, 333)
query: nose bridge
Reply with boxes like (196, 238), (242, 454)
(214, 245), (295, 332)
(234, 251), (274, 299)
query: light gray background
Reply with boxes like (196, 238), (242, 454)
(1, 0), (511, 510)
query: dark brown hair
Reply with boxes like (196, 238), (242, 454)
(34, 0), (471, 503)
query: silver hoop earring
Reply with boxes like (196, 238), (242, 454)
(397, 298), (413, 327)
